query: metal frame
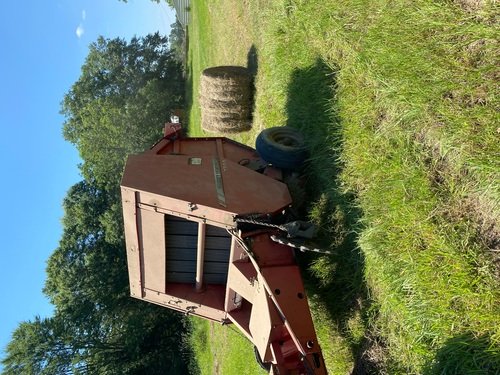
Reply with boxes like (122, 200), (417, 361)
(121, 125), (327, 374)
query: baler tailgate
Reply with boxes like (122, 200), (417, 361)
(121, 130), (327, 374)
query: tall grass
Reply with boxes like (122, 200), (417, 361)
(186, 0), (500, 373)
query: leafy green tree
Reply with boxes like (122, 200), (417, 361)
(43, 181), (124, 311)
(2, 317), (72, 375)
(2, 33), (190, 375)
(61, 33), (184, 192)
(169, 20), (186, 66)
(2, 310), (189, 374)
(2, 180), (190, 374)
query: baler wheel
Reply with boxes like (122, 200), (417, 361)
(256, 126), (308, 170)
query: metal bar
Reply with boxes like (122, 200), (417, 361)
(135, 192), (146, 298)
(212, 158), (227, 207)
(196, 222), (206, 291)
(215, 138), (225, 159)
(227, 230), (308, 356)
(138, 202), (235, 229)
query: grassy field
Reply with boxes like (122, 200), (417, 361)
(185, 1), (499, 374)
(187, 319), (267, 375)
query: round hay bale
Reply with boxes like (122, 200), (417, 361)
(202, 114), (252, 134)
(202, 66), (251, 84)
(200, 66), (253, 134)
(200, 88), (252, 103)
(199, 98), (252, 119)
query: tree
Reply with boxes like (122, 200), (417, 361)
(2, 33), (190, 374)
(44, 181), (127, 315)
(3, 180), (190, 374)
(2, 310), (189, 374)
(169, 20), (187, 66)
(61, 33), (184, 192)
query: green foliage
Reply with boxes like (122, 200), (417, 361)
(188, 319), (267, 375)
(2, 317), (71, 375)
(44, 181), (126, 313)
(2, 33), (191, 374)
(187, 0), (500, 374)
(61, 33), (184, 191)
(1, 177), (191, 374)
(169, 20), (187, 67)
(2, 310), (190, 374)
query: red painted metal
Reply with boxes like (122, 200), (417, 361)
(121, 126), (327, 374)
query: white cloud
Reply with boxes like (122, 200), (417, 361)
(76, 24), (85, 38)
(82, 10), (86, 21)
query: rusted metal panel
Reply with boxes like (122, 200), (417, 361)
(121, 132), (327, 373)
(249, 232), (296, 267)
(138, 208), (166, 293)
(225, 261), (257, 305)
(121, 187), (143, 298)
(138, 191), (236, 227)
(227, 300), (253, 341)
(261, 266), (316, 348)
(121, 141), (292, 218)
(142, 286), (227, 322)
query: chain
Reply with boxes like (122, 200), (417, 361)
(234, 216), (287, 231)
(270, 235), (331, 254)
(234, 216), (331, 255)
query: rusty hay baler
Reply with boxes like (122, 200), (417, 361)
(121, 123), (327, 374)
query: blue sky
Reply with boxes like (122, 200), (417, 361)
(0, 0), (175, 363)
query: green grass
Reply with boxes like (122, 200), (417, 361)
(186, 0), (500, 374)
(188, 319), (267, 375)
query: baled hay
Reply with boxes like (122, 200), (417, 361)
(200, 88), (252, 104)
(199, 66), (253, 134)
(202, 116), (252, 134)
(202, 66), (251, 81)
(199, 98), (252, 118)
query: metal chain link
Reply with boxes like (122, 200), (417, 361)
(234, 216), (331, 254)
(234, 216), (287, 231)
(270, 235), (331, 255)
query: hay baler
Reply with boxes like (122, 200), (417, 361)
(121, 124), (327, 374)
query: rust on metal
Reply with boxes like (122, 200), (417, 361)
(121, 126), (327, 374)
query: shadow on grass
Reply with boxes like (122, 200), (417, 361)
(285, 58), (383, 374)
(423, 333), (500, 375)
(247, 44), (259, 123)
(247, 44), (258, 78)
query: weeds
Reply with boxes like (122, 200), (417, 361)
(187, 0), (500, 373)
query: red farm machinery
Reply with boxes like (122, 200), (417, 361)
(121, 123), (327, 374)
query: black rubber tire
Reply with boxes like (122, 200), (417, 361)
(255, 126), (308, 170)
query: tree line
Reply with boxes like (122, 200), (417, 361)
(1, 33), (191, 374)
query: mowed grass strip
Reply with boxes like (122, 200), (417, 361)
(188, 319), (266, 375)
(186, 0), (500, 374)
